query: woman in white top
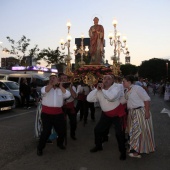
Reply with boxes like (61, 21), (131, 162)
(123, 75), (155, 158)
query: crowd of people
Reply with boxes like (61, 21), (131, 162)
(35, 73), (155, 161)
(35, 16), (156, 161)
(151, 81), (170, 101)
(133, 76), (170, 102)
(10, 16), (167, 162)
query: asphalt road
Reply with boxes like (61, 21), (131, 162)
(0, 91), (170, 170)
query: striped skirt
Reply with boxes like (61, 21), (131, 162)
(127, 108), (155, 154)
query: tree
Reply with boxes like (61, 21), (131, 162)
(35, 47), (65, 69)
(120, 64), (138, 76)
(5, 35), (39, 65)
(3, 35), (68, 71)
(138, 58), (169, 81)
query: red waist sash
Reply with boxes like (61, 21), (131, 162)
(103, 104), (126, 117)
(42, 105), (63, 115)
(63, 101), (76, 114)
(77, 94), (86, 101)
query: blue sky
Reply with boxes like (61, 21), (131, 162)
(0, 0), (170, 67)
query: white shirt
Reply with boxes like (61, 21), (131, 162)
(87, 83), (121, 112)
(125, 85), (150, 109)
(135, 81), (143, 87)
(116, 83), (126, 104)
(143, 82), (147, 87)
(116, 83), (124, 98)
(76, 85), (90, 95)
(41, 86), (71, 107)
(65, 86), (76, 103)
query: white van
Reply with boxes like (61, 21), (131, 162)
(5, 73), (49, 92)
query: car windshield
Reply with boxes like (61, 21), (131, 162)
(5, 82), (19, 90)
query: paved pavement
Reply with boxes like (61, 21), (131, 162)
(1, 90), (170, 170)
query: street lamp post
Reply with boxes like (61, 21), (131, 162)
(108, 19), (130, 75)
(73, 33), (89, 66)
(166, 62), (168, 80)
(60, 21), (73, 76)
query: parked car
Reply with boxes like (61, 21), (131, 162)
(0, 80), (35, 107)
(0, 74), (8, 80)
(3, 73), (48, 93)
(0, 88), (15, 111)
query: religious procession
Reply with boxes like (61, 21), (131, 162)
(35, 17), (155, 161)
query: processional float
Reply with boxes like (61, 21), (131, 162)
(60, 19), (130, 85)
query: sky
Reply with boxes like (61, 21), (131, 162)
(0, 0), (170, 67)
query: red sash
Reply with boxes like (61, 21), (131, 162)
(103, 104), (126, 117)
(104, 104), (127, 130)
(77, 94), (86, 101)
(42, 105), (63, 115)
(63, 101), (76, 114)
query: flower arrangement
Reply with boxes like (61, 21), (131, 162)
(73, 66), (113, 79)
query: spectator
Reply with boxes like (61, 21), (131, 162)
(19, 78), (31, 109)
(135, 77), (148, 92)
(30, 78), (39, 105)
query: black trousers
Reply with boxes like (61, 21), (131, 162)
(76, 100), (86, 120)
(87, 102), (95, 120)
(83, 100), (90, 122)
(94, 113), (126, 154)
(37, 112), (66, 150)
(64, 107), (77, 137)
(21, 94), (30, 107)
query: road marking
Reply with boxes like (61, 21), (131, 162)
(160, 108), (170, 118)
(0, 110), (34, 121)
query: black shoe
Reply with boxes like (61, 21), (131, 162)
(90, 146), (103, 153)
(119, 153), (126, 160)
(37, 148), (43, 156)
(57, 144), (66, 150)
